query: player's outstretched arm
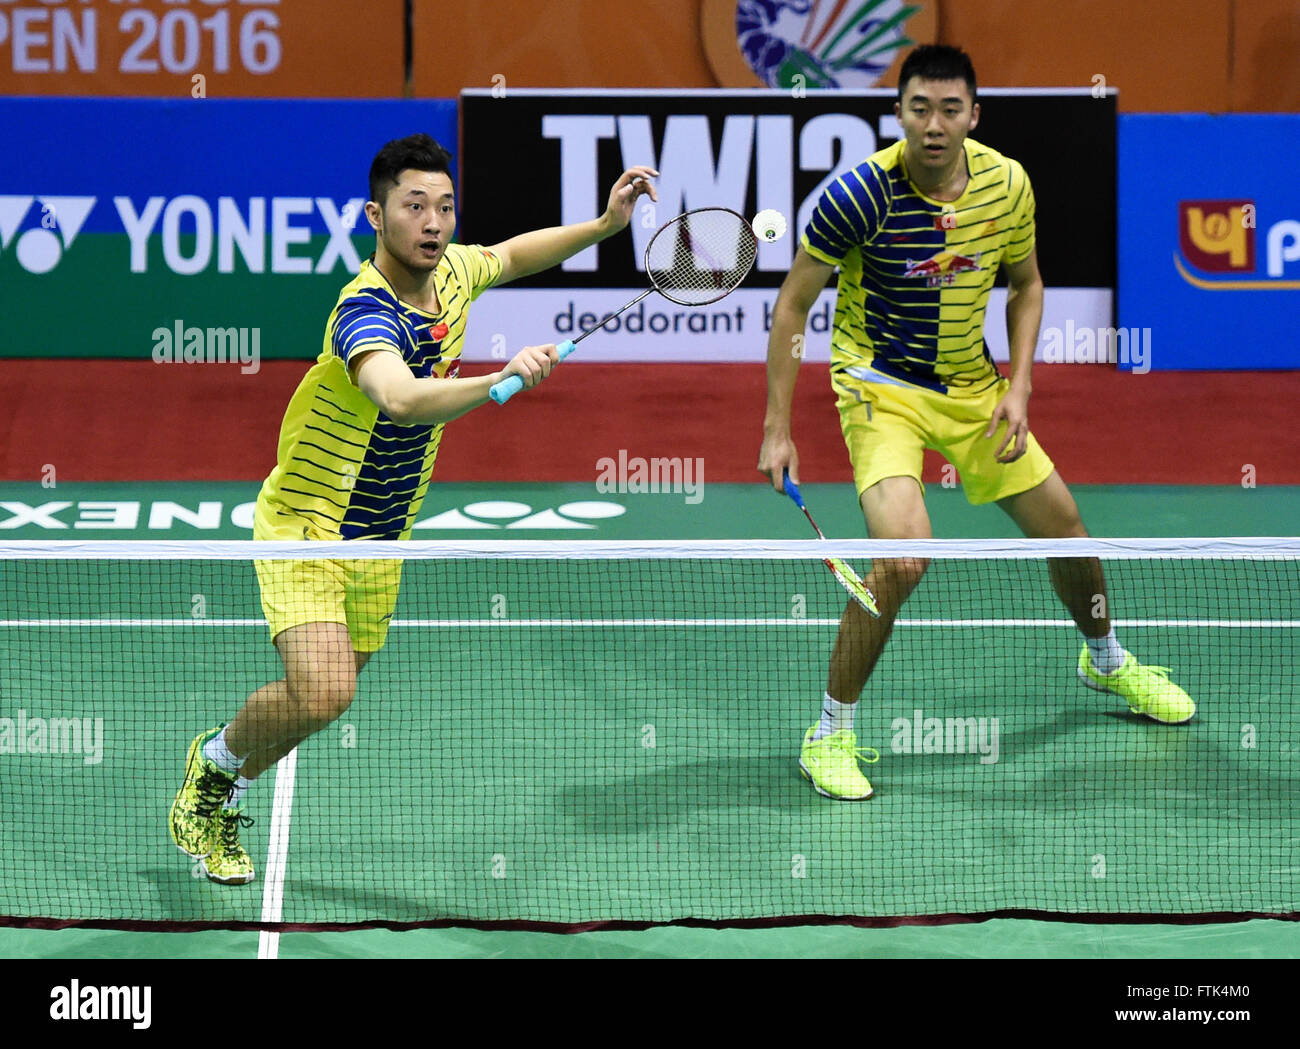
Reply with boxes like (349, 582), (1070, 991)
(488, 167), (659, 285)
(353, 344), (558, 426)
(757, 245), (835, 490)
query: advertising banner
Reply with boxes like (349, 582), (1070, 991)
(1119, 114), (1300, 370)
(458, 88), (1117, 364)
(0, 0), (405, 97)
(0, 98), (455, 361)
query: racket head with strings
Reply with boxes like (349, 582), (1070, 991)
(490, 207), (757, 405)
(644, 207), (758, 306)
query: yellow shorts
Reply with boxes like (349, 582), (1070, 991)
(252, 500), (402, 652)
(834, 369), (1056, 506)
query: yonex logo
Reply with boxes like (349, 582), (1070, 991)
(0, 195), (96, 273)
(0, 498), (630, 533)
(416, 500), (628, 530)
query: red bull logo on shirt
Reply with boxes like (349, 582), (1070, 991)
(903, 250), (983, 287)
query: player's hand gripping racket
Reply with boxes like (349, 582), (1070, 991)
(490, 207), (758, 403)
(782, 469), (881, 618)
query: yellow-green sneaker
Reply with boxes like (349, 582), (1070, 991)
(799, 726), (879, 800)
(203, 809), (255, 885)
(169, 727), (237, 858)
(1077, 648), (1196, 724)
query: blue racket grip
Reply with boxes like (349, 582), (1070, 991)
(490, 340), (577, 404)
(782, 468), (806, 509)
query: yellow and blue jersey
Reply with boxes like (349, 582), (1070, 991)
(802, 137), (1035, 395)
(255, 244), (502, 540)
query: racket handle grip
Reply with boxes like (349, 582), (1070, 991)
(781, 468), (805, 508)
(490, 340), (577, 405)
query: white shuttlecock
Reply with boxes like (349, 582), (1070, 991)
(752, 209), (788, 243)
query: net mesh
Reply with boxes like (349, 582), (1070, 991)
(645, 208), (757, 305)
(1, 538), (1296, 928)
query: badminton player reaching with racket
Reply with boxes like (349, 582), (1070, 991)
(169, 133), (657, 882)
(757, 45), (1195, 802)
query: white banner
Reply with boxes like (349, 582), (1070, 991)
(464, 287), (1113, 364)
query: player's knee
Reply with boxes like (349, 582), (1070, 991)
(1036, 514), (1087, 540)
(1059, 515), (1088, 539)
(286, 672), (357, 729)
(878, 556), (929, 601)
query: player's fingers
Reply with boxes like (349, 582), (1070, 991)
(529, 345), (555, 380)
(511, 359), (538, 388)
(1013, 426), (1029, 461)
(757, 458), (783, 490)
(994, 424), (1013, 459)
(513, 346), (552, 386)
(998, 423), (1025, 462)
(625, 169), (659, 202)
(984, 410), (1002, 440)
(781, 462), (801, 490)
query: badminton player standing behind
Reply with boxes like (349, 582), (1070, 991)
(757, 45), (1195, 802)
(170, 133), (658, 882)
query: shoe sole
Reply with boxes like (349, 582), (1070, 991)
(1077, 669), (1195, 725)
(202, 862), (255, 885)
(170, 731), (217, 859)
(799, 759), (873, 801)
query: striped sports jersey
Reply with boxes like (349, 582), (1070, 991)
(802, 137), (1035, 395)
(255, 244), (501, 540)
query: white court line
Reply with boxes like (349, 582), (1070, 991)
(257, 746), (298, 961)
(1, 618), (1296, 628)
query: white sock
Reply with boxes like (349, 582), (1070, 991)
(224, 776), (252, 811)
(813, 693), (855, 740)
(1086, 629), (1127, 675)
(202, 727), (243, 775)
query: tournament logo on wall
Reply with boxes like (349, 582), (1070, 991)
(1174, 198), (1300, 290)
(702, 0), (935, 88)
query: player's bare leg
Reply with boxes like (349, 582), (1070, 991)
(826, 476), (933, 702)
(800, 476), (931, 799)
(996, 471), (1110, 637)
(997, 470), (1195, 722)
(235, 647), (373, 780)
(225, 622), (365, 777)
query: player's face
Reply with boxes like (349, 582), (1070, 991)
(895, 78), (979, 175)
(372, 169), (456, 273)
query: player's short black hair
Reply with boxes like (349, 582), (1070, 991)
(369, 133), (453, 206)
(897, 45), (977, 104)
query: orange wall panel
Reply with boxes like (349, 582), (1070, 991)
(412, 0), (715, 95)
(14, 0), (1289, 112)
(1229, 0), (1300, 111)
(0, 0), (405, 97)
(938, 0), (1232, 111)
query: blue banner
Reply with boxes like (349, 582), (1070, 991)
(0, 99), (457, 359)
(1118, 114), (1300, 370)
